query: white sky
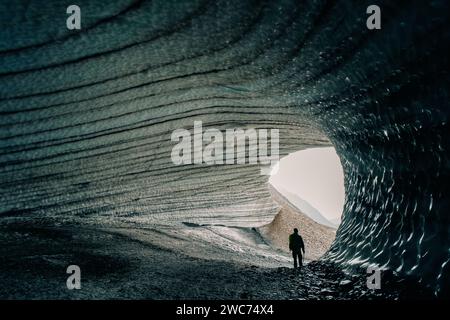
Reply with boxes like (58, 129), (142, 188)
(269, 147), (345, 221)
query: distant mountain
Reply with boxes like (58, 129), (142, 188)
(270, 185), (339, 229)
(329, 217), (341, 227)
(260, 188), (337, 261)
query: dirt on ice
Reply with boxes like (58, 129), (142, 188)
(0, 219), (432, 300)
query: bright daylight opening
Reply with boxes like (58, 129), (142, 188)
(269, 147), (345, 228)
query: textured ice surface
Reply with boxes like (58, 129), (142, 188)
(0, 0), (449, 295)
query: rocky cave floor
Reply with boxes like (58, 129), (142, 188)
(0, 221), (434, 300)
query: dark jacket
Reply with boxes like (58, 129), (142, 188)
(289, 233), (305, 252)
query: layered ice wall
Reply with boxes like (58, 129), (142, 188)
(0, 0), (449, 295)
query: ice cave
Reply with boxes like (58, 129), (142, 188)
(0, 0), (449, 299)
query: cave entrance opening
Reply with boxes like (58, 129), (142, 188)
(261, 147), (345, 261)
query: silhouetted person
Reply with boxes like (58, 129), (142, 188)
(289, 228), (305, 268)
